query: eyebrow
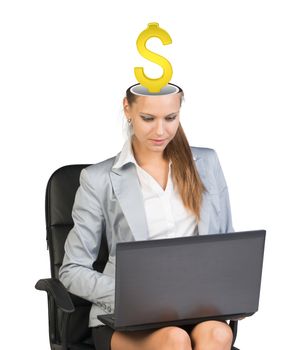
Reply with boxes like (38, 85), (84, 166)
(139, 112), (179, 118)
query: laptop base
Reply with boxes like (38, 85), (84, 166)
(97, 312), (254, 331)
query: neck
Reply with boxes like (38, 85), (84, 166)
(131, 136), (167, 167)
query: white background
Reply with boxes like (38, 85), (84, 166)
(1, 1), (299, 349)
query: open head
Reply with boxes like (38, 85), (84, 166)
(123, 83), (184, 157)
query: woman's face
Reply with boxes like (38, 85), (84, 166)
(123, 93), (181, 154)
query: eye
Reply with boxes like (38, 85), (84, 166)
(141, 117), (154, 122)
(166, 116), (177, 121)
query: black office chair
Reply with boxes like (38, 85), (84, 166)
(35, 164), (240, 350)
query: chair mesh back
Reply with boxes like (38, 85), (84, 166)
(45, 164), (108, 345)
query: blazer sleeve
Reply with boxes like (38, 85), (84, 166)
(212, 150), (235, 233)
(58, 168), (115, 306)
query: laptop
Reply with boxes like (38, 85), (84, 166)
(97, 229), (266, 331)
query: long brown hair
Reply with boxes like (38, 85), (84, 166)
(125, 83), (206, 223)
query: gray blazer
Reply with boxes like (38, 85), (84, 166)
(59, 146), (234, 327)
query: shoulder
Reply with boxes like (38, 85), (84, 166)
(86, 155), (116, 174)
(190, 146), (219, 169)
(190, 146), (216, 159)
(79, 154), (118, 186)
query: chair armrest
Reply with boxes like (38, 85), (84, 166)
(35, 278), (75, 313)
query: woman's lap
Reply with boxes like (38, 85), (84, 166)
(92, 321), (228, 350)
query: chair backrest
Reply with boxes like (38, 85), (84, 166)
(45, 164), (109, 345)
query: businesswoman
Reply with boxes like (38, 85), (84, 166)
(59, 83), (235, 350)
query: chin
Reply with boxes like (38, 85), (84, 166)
(150, 144), (168, 152)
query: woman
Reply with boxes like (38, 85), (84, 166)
(59, 83), (235, 350)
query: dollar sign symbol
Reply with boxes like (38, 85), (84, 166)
(134, 22), (173, 93)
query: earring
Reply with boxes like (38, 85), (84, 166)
(128, 118), (132, 124)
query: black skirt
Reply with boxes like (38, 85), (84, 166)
(92, 325), (115, 350)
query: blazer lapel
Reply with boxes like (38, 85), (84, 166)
(110, 150), (210, 240)
(110, 163), (149, 241)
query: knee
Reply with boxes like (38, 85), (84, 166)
(161, 327), (192, 350)
(211, 323), (233, 347)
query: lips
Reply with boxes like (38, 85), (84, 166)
(150, 139), (166, 145)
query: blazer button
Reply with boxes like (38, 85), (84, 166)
(107, 306), (112, 313)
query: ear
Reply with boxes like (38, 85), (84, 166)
(123, 97), (131, 118)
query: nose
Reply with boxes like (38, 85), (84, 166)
(154, 120), (165, 136)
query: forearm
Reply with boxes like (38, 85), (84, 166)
(59, 260), (115, 305)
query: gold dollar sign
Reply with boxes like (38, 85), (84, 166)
(134, 22), (173, 93)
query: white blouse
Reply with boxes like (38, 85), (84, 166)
(112, 137), (198, 240)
